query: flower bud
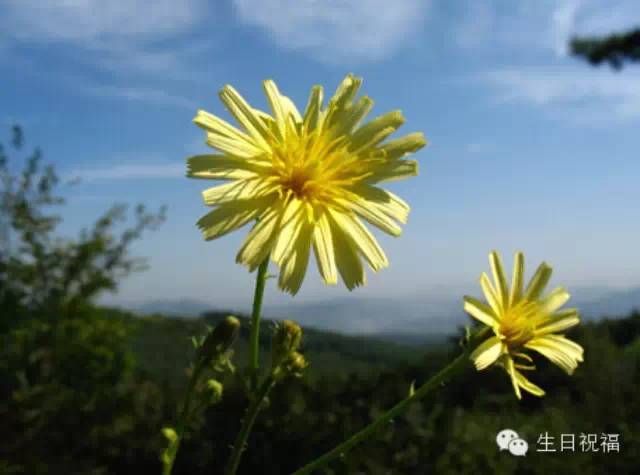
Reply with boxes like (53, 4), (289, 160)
(204, 379), (224, 405)
(271, 320), (303, 368)
(286, 351), (308, 376)
(199, 316), (240, 364)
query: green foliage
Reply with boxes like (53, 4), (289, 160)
(0, 126), (168, 474)
(571, 27), (640, 69)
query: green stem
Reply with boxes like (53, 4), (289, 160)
(224, 376), (276, 475)
(249, 258), (269, 391)
(163, 362), (205, 475)
(292, 329), (488, 475)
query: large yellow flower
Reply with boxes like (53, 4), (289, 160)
(465, 251), (584, 399)
(188, 74), (426, 294)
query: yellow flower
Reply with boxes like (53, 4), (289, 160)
(464, 251), (584, 399)
(188, 74), (426, 294)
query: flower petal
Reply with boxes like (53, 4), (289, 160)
(196, 196), (274, 241)
(463, 296), (500, 328)
(509, 252), (525, 307)
(470, 336), (504, 370)
(489, 251), (509, 310)
(523, 262), (553, 301)
(513, 370), (546, 397)
(278, 221), (313, 295)
(365, 159), (418, 185)
(525, 335), (584, 374)
(312, 211), (338, 285)
(535, 308), (580, 335)
(271, 198), (307, 265)
(202, 179), (276, 205)
(538, 287), (571, 314)
(480, 272), (503, 316)
(236, 203), (284, 271)
(329, 210), (388, 272)
(328, 214), (366, 290)
(379, 132), (427, 160)
(219, 85), (274, 149)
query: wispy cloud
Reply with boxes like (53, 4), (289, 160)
(232, 0), (429, 62)
(450, 0), (640, 57)
(67, 162), (184, 182)
(81, 84), (197, 109)
(481, 68), (640, 122)
(0, 0), (210, 77)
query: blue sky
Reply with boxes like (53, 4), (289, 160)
(2, 0), (640, 310)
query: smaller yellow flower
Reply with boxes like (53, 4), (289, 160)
(465, 251), (584, 399)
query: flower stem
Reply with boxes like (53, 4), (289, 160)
(224, 376), (276, 475)
(163, 362), (205, 475)
(291, 330), (488, 475)
(249, 258), (269, 391)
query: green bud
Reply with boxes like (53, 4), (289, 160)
(273, 351), (308, 380)
(198, 316), (241, 364)
(162, 427), (178, 443)
(272, 320), (303, 368)
(204, 379), (224, 405)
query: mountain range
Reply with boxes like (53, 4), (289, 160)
(125, 286), (640, 343)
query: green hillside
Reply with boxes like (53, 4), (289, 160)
(95, 307), (432, 389)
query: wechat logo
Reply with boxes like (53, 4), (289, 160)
(497, 429), (528, 456)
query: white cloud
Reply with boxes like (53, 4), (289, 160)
(67, 162), (184, 182)
(0, 0), (209, 76)
(482, 68), (640, 122)
(232, 0), (429, 62)
(1, 0), (204, 42)
(451, 0), (640, 57)
(81, 84), (197, 109)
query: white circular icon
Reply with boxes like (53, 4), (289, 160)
(508, 438), (528, 456)
(496, 429), (519, 451)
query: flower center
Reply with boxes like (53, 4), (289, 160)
(499, 300), (537, 349)
(280, 167), (317, 200)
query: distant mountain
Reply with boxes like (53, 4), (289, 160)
(575, 287), (640, 319)
(122, 286), (640, 338)
(134, 298), (217, 317)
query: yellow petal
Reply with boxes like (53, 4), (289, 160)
(271, 198), (307, 264)
(342, 196), (402, 237)
(186, 154), (265, 180)
(480, 272), (503, 317)
(236, 203), (283, 271)
(513, 370), (546, 397)
(509, 252), (525, 307)
(202, 179), (275, 205)
(196, 196), (273, 241)
(303, 85), (324, 133)
(332, 96), (374, 137)
(193, 110), (265, 157)
(489, 251), (509, 310)
(523, 262), (553, 301)
(348, 184), (410, 224)
(503, 357), (522, 400)
(463, 296), (500, 327)
(219, 85), (273, 149)
(329, 210), (388, 271)
(470, 336), (504, 370)
(525, 335), (584, 374)
(312, 211), (338, 285)
(351, 111), (404, 150)
(328, 215), (366, 290)
(365, 160), (418, 185)
(278, 221), (313, 295)
(535, 308), (580, 335)
(538, 287), (571, 314)
(379, 132), (427, 160)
